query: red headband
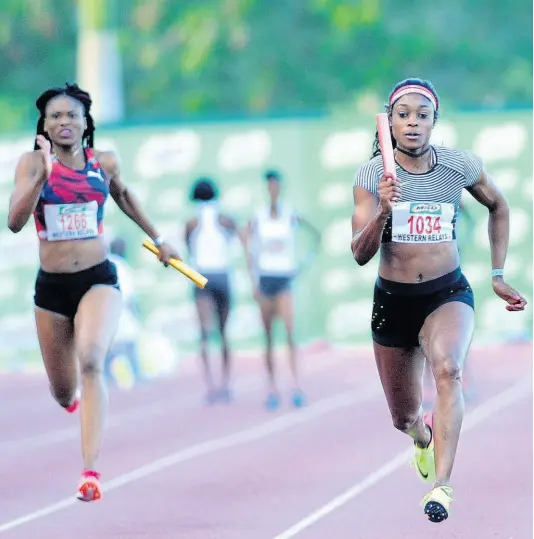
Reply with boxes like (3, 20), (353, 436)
(389, 85), (438, 110)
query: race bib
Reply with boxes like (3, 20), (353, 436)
(391, 202), (455, 243)
(44, 201), (99, 241)
(264, 239), (286, 252)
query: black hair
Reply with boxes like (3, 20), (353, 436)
(190, 177), (218, 201)
(264, 169), (281, 181)
(34, 82), (95, 151)
(372, 78), (440, 158)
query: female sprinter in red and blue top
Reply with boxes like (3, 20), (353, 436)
(8, 83), (180, 502)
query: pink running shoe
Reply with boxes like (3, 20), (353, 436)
(66, 389), (81, 414)
(77, 470), (102, 502)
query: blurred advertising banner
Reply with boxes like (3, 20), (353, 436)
(0, 110), (531, 370)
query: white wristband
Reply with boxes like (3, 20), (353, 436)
(492, 269), (504, 278)
(153, 235), (165, 246)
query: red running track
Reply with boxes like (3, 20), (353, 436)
(0, 342), (531, 538)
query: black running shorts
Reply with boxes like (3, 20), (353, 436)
(194, 272), (231, 313)
(34, 259), (120, 319)
(371, 267), (474, 348)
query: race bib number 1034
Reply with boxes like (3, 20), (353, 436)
(391, 202), (455, 243)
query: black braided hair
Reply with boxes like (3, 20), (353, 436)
(372, 78), (440, 157)
(34, 82), (95, 150)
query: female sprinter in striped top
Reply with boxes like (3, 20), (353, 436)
(351, 78), (526, 523)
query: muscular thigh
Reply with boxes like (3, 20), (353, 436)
(258, 295), (276, 328)
(208, 274), (231, 329)
(419, 301), (475, 377)
(35, 307), (77, 388)
(74, 285), (123, 367)
(195, 292), (215, 330)
(275, 291), (294, 331)
(373, 342), (426, 416)
(214, 289), (231, 330)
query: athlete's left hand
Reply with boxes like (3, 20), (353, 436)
(157, 242), (182, 267)
(492, 279), (527, 311)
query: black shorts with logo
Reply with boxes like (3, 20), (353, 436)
(34, 259), (120, 319)
(194, 272), (231, 313)
(371, 267), (474, 348)
(258, 276), (292, 298)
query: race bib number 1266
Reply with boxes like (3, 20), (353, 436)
(391, 202), (455, 243)
(44, 201), (99, 241)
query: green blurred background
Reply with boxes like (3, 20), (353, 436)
(0, 0), (531, 374)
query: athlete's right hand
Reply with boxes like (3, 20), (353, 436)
(492, 279), (528, 312)
(377, 173), (401, 215)
(35, 135), (52, 180)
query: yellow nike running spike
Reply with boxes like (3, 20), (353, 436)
(409, 411), (435, 483)
(421, 485), (454, 523)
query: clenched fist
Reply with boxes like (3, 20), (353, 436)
(35, 134), (52, 180)
(378, 173), (401, 215)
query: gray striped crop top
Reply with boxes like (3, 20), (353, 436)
(353, 146), (483, 244)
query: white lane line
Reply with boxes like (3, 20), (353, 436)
(270, 377), (532, 539)
(0, 349), (343, 452)
(0, 382), (382, 533)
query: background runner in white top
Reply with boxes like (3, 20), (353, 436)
(245, 170), (320, 412)
(185, 178), (243, 406)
